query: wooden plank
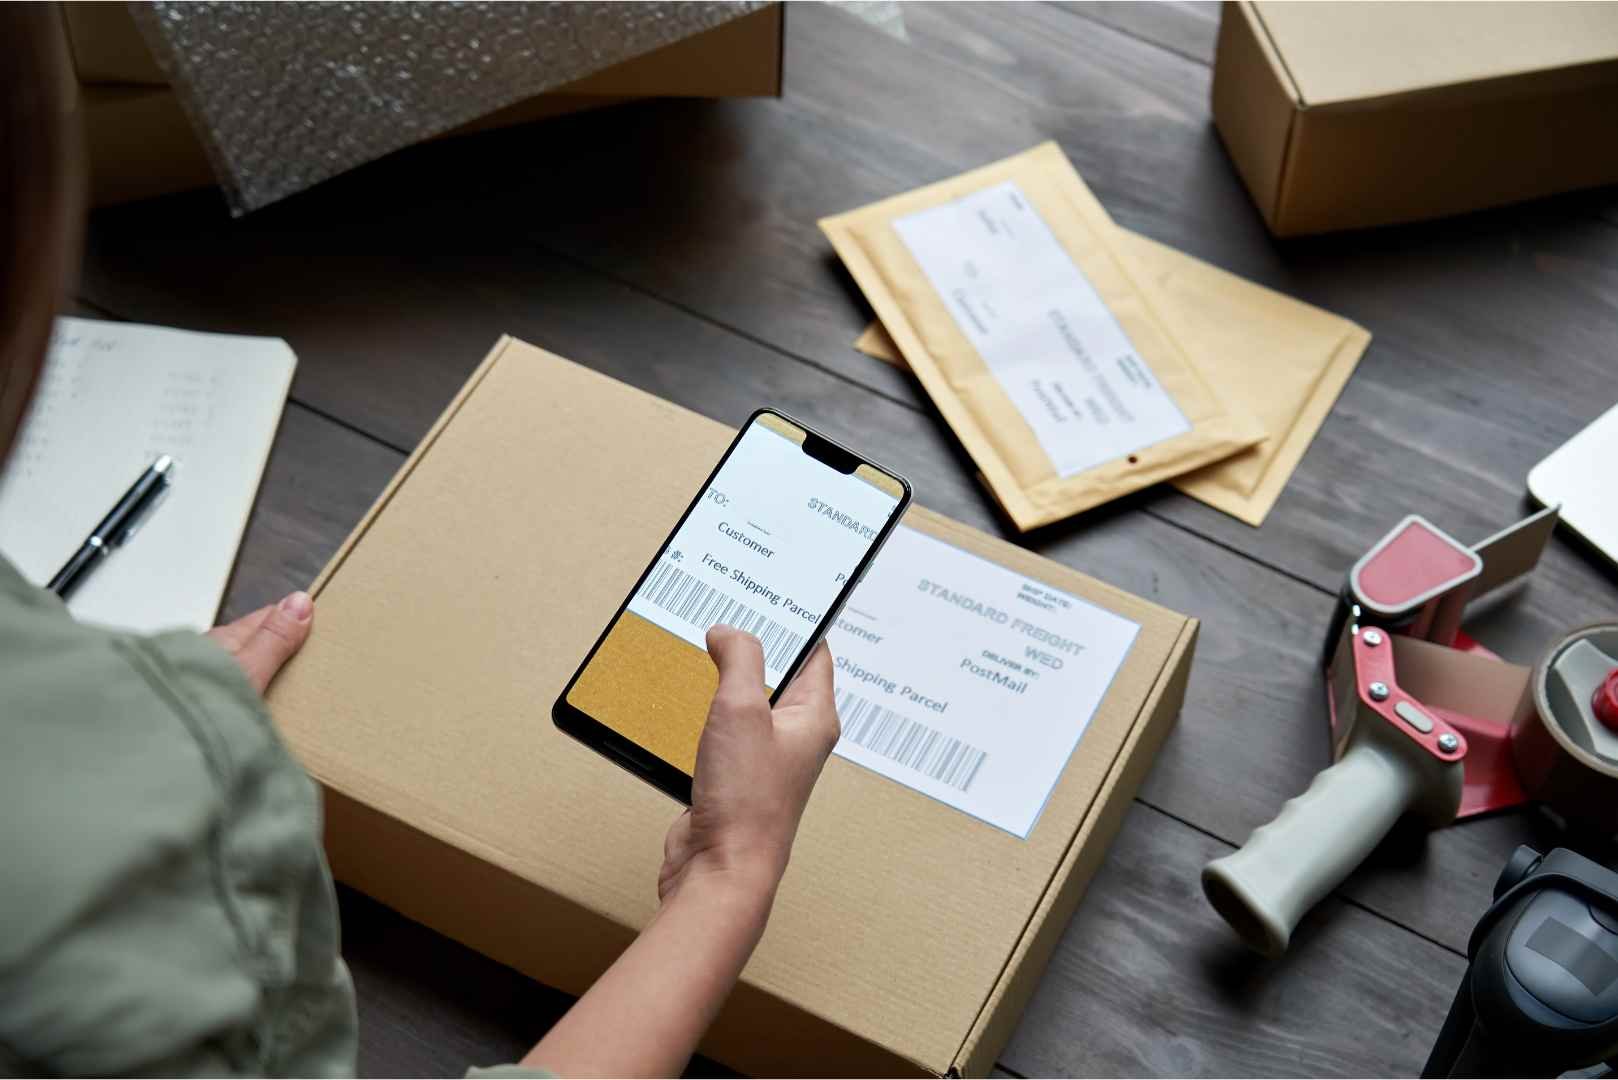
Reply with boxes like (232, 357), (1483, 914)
(221, 403), (405, 621)
(357, 0), (1618, 650)
(77, 233), (489, 454)
(71, 0), (1590, 1051)
(341, 804), (1461, 1079)
(1131, 212), (1618, 663)
(340, 886), (565, 1077)
(1050, 2), (1222, 66)
(341, 886), (736, 1078)
(1001, 803), (1465, 1078)
(273, 0), (1618, 811)
(185, 0), (1617, 667)
(80, 199), (1533, 958)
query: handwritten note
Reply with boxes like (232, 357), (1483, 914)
(0, 318), (296, 632)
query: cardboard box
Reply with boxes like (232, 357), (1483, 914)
(266, 338), (1197, 1077)
(66, 3), (784, 206)
(59, 2), (168, 85)
(1212, 1), (1618, 236)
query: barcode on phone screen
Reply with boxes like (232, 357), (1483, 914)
(639, 559), (804, 671)
(835, 690), (988, 792)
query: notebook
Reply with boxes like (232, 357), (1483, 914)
(1529, 402), (1618, 571)
(0, 317), (296, 633)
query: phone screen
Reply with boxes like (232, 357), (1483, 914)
(562, 411), (908, 781)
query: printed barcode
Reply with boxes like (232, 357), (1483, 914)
(639, 559), (804, 671)
(835, 690), (988, 792)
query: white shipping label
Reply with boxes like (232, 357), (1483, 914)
(827, 526), (1140, 837)
(893, 180), (1191, 477)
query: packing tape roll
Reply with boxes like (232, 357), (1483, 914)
(1513, 623), (1618, 834)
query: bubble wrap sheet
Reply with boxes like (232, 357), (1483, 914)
(130, 1), (768, 213)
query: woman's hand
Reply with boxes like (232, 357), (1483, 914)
(522, 627), (841, 1076)
(659, 625), (842, 907)
(205, 591), (314, 694)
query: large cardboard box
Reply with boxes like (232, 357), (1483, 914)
(58, 2), (168, 86)
(1212, 1), (1618, 236)
(62, 3), (784, 206)
(266, 338), (1197, 1077)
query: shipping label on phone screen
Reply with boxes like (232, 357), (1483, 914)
(626, 420), (901, 686)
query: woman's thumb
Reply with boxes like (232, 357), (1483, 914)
(236, 591), (314, 693)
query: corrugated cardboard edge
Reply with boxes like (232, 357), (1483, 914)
(952, 618), (1197, 1078)
(1211, 1), (1302, 235)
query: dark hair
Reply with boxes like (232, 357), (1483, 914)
(0, 6), (82, 460)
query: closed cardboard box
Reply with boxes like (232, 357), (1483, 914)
(1213, 1), (1618, 236)
(63, 3), (784, 206)
(266, 338), (1197, 1077)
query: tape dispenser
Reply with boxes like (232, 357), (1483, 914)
(1204, 507), (1618, 955)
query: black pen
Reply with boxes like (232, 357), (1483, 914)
(48, 454), (175, 600)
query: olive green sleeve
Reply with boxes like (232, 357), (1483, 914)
(0, 561), (358, 1076)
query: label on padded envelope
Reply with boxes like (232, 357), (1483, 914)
(893, 179), (1191, 476)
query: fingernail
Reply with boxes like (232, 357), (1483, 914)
(280, 591), (313, 621)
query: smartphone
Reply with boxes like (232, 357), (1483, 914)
(553, 408), (912, 802)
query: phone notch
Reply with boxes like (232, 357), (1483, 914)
(801, 431), (861, 474)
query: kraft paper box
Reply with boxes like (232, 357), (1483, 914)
(1213, 1), (1618, 236)
(266, 336), (1198, 1077)
(858, 231), (1372, 527)
(821, 143), (1265, 533)
(63, 3), (784, 207)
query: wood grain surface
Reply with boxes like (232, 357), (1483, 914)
(74, 2), (1618, 1076)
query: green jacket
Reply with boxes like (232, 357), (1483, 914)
(0, 556), (358, 1076)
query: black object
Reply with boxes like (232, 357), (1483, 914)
(1424, 846), (1618, 1078)
(47, 454), (173, 600)
(552, 408), (911, 806)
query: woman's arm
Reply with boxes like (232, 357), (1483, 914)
(518, 868), (773, 1079)
(521, 626), (840, 1078)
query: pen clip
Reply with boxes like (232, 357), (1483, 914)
(112, 469), (174, 547)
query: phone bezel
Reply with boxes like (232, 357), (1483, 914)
(551, 407), (913, 804)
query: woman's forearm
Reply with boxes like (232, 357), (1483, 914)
(520, 868), (776, 1078)
(524, 632), (839, 1077)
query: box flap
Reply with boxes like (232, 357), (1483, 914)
(268, 337), (1190, 1074)
(1252, 1), (1618, 106)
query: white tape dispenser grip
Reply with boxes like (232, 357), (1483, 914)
(1203, 614), (1466, 956)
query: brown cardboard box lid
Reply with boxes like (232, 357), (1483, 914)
(268, 337), (1195, 1075)
(59, 1), (167, 85)
(1254, 1), (1618, 106)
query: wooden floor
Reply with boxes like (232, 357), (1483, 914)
(77, 4), (1618, 1076)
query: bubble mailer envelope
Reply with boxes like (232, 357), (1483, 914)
(130, 1), (767, 214)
